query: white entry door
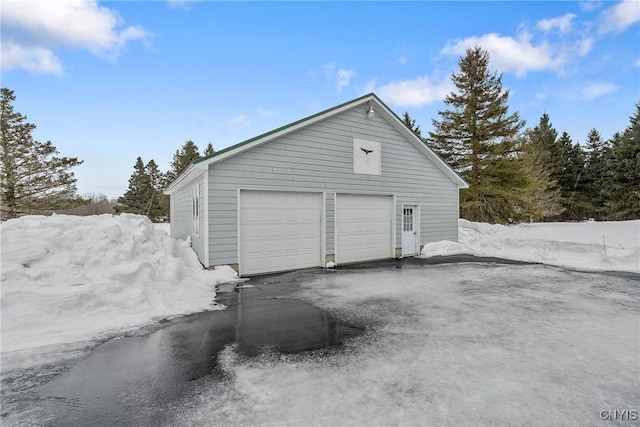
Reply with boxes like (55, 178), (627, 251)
(402, 205), (417, 256)
(239, 190), (322, 275)
(336, 194), (393, 263)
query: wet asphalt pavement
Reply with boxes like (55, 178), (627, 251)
(26, 270), (365, 426)
(3, 256), (542, 426)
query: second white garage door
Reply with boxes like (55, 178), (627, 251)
(336, 194), (393, 264)
(239, 190), (322, 275)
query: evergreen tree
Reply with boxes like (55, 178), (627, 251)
(426, 47), (526, 223)
(519, 129), (563, 220)
(401, 112), (423, 139)
(115, 157), (152, 216)
(428, 47), (524, 175)
(603, 104), (640, 219)
(203, 142), (215, 157)
(0, 88), (84, 220)
(116, 158), (169, 221)
(165, 140), (200, 183)
(145, 159), (169, 221)
(529, 114), (562, 180)
(555, 132), (589, 220)
(583, 128), (610, 218)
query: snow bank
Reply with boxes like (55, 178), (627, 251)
(421, 219), (640, 273)
(1, 214), (240, 353)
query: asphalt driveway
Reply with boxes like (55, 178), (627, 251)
(172, 260), (640, 426)
(2, 258), (639, 426)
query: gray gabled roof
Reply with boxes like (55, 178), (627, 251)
(164, 93), (468, 194)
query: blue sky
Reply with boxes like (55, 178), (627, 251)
(2, 1), (639, 199)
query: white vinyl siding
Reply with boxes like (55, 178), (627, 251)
(170, 175), (205, 265)
(163, 100), (461, 271)
(205, 105), (458, 268)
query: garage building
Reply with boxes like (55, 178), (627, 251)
(164, 93), (468, 276)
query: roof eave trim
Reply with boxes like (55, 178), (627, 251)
(194, 93), (379, 170)
(163, 162), (207, 195)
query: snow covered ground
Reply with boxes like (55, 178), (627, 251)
(1, 215), (638, 426)
(1, 216), (637, 359)
(422, 219), (639, 273)
(1, 214), (240, 357)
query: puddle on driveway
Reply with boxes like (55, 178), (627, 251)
(33, 281), (364, 426)
(237, 293), (362, 356)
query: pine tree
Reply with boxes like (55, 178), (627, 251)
(115, 157), (152, 216)
(603, 104), (640, 219)
(145, 159), (169, 221)
(165, 140), (200, 183)
(555, 132), (589, 220)
(203, 142), (215, 157)
(115, 158), (170, 221)
(583, 128), (610, 218)
(1, 88), (84, 220)
(529, 114), (562, 180)
(426, 47), (526, 223)
(519, 130), (563, 220)
(401, 112), (423, 140)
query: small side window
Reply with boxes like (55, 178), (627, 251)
(192, 185), (200, 236)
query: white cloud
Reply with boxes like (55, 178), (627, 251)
(537, 13), (576, 33)
(1, 41), (62, 75)
(579, 1), (602, 12)
(226, 114), (249, 132)
(167, 0), (195, 8)
(374, 75), (452, 107)
(598, 0), (640, 33)
(323, 62), (356, 91)
(1, 0), (149, 74)
(336, 69), (355, 91)
(441, 32), (565, 77)
(581, 82), (619, 99)
(635, 58), (640, 68)
(578, 35), (594, 56)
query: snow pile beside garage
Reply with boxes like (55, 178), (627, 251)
(1, 214), (240, 353)
(421, 219), (640, 273)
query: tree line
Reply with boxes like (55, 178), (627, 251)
(0, 86), (213, 221)
(2, 53), (638, 224)
(114, 140), (214, 221)
(404, 47), (639, 223)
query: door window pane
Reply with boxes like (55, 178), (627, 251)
(403, 208), (413, 232)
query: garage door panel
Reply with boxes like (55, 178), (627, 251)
(240, 191), (322, 275)
(336, 194), (393, 264)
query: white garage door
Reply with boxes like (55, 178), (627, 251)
(239, 190), (322, 275)
(336, 194), (393, 264)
